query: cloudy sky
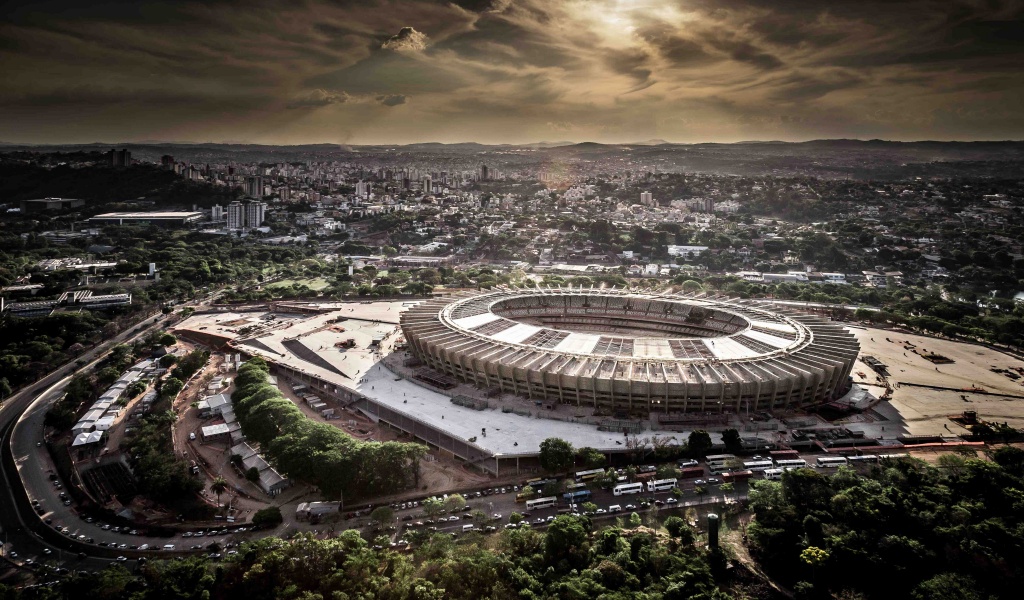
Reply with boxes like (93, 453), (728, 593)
(1, 0), (1022, 144)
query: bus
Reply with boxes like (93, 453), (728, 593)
(523, 478), (557, 492)
(574, 468), (605, 482)
(774, 459), (808, 469)
(613, 482), (644, 496)
(679, 466), (704, 479)
(647, 478), (678, 492)
(846, 455), (878, 464)
(879, 453), (910, 461)
(525, 496), (558, 511)
(709, 463), (736, 475)
(722, 470), (754, 483)
(816, 456), (849, 468)
(563, 490), (592, 504)
(763, 468), (784, 480)
(705, 454), (736, 467)
(742, 460), (775, 472)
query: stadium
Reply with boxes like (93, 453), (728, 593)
(401, 288), (860, 415)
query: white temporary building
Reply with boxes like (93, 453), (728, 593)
(93, 416), (115, 431)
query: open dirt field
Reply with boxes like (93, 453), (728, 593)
(850, 326), (1024, 437)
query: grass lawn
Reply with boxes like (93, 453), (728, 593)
(267, 277), (330, 291)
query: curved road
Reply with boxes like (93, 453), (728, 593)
(0, 306), (241, 573)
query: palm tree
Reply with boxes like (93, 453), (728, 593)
(210, 477), (229, 510)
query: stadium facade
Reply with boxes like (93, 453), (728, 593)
(401, 288), (860, 414)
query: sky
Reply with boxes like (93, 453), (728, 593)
(0, 0), (1022, 145)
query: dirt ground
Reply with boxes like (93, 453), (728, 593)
(850, 326), (1024, 437)
(170, 353), (273, 518)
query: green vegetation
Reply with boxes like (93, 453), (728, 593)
(251, 506), (283, 528)
(231, 357), (427, 500)
(747, 448), (1024, 599)
(539, 437), (576, 474)
(122, 410), (202, 507)
(0, 515), (734, 600)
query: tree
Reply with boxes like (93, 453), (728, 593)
(509, 512), (524, 524)
(544, 516), (589, 570)
(158, 332), (177, 346)
(370, 506), (395, 528)
(663, 515), (690, 540)
(576, 447), (605, 468)
(912, 573), (984, 600)
(159, 354), (178, 368)
(628, 512), (642, 527)
(581, 502), (598, 515)
(443, 494), (466, 513)
(252, 506), (283, 528)
(210, 477), (228, 509)
(519, 485), (536, 499)
(245, 466), (260, 482)
(721, 428), (742, 451)
(687, 430), (713, 456)
(161, 376), (184, 398)
(540, 437), (575, 474)
(423, 497), (444, 519)
(720, 482), (735, 503)
(0, 377), (11, 399)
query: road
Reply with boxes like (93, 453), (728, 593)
(0, 302), (238, 573)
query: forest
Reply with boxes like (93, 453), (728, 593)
(747, 447), (1024, 599)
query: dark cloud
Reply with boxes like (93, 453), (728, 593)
(381, 26), (428, 51)
(286, 89), (350, 109)
(0, 0), (1022, 143)
(604, 48), (653, 82)
(377, 94), (407, 106)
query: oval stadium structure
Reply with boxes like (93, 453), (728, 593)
(401, 288), (860, 414)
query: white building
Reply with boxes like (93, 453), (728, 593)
(226, 201), (267, 230)
(668, 245), (710, 257)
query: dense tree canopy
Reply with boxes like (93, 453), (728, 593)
(232, 358), (426, 499)
(747, 453), (1024, 599)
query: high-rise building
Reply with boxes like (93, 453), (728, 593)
(244, 176), (265, 198)
(211, 204), (225, 221)
(245, 201), (266, 229)
(279, 187), (291, 202)
(355, 181), (370, 198)
(226, 201), (244, 229)
(109, 149), (131, 167)
(640, 191), (653, 205)
(226, 200), (267, 230)
(161, 155), (175, 169)
(479, 164), (489, 181)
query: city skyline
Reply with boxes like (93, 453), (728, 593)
(2, 0), (1022, 145)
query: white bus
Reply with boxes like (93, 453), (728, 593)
(647, 478), (678, 493)
(774, 459), (808, 469)
(879, 453), (910, 461)
(763, 468), (784, 480)
(705, 454), (736, 468)
(613, 483), (644, 496)
(742, 460), (775, 472)
(846, 455), (878, 464)
(816, 456), (849, 468)
(525, 496), (558, 510)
